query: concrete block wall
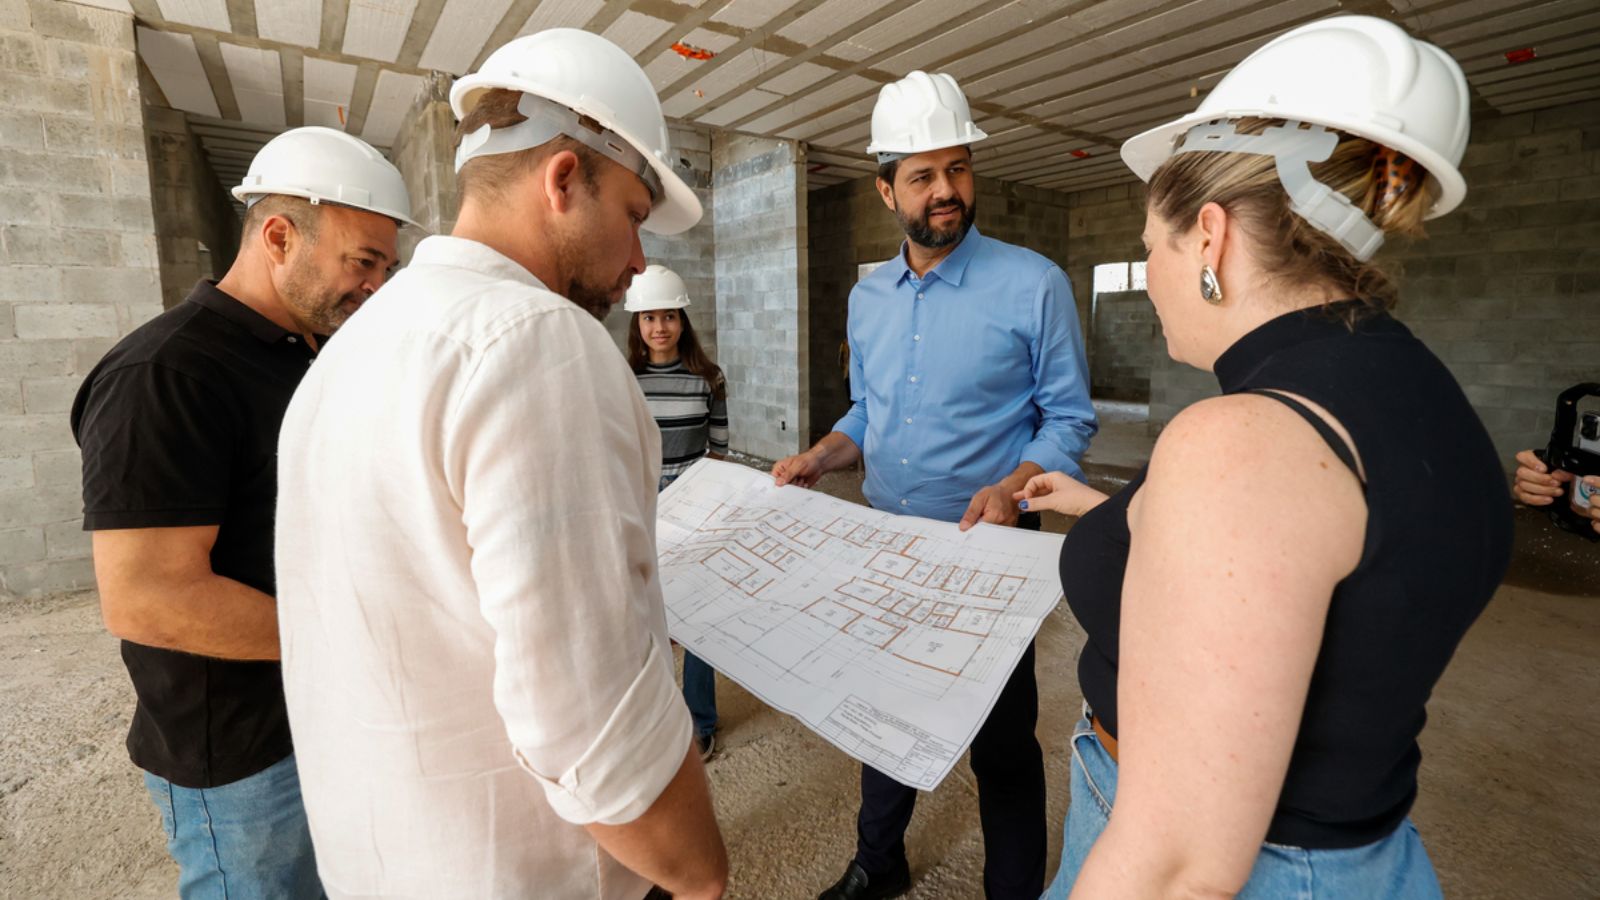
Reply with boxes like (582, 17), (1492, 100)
(1147, 349), (1220, 429)
(1065, 185), (1210, 427)
(714, 132), (808, 460)
(805, 173), (1076, 442)
(1091, 289), (1158, 402)
(390, 73), (457, 265)
(974, 176), (1073, 273)
(144, 104), (240, 309)
(1390, 100), (1600, 463)
(1064, 181), (1148, 331)
(806, 176), (897, 443)
(1064, 99), (1600, 464)
(0, 0), (161, 598)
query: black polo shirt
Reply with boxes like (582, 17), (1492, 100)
(71, 280), (318, 789)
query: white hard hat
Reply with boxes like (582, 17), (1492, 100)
(866, 71), (988, 163)
(624, 264), (692, 312)
(232, 126), (417, 227)
(450, 28), (702, 236)
(1121, 16), (1470, 259)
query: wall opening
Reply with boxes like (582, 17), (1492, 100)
(1092, 261), (1147, 296)
(1088, 261), (1156, 403)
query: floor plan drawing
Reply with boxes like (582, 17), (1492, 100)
(656, 459), (1066, 790)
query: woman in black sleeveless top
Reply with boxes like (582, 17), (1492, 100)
(1020, 17), (1512, 899)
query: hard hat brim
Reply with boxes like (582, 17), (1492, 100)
(640, 160), (702, 236)
(230, 184), (423, 229)
(623, 296), (691, 312)
(864, 127), (989, 159)
(452, 79), (704, 236)
(1121, 109), (1466, 220)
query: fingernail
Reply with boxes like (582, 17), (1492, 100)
(1018, 500), (1030, 510)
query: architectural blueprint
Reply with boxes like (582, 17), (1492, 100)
(656, 459), (1065, 790)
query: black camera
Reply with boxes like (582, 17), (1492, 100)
(1540, 383), (1600, 542)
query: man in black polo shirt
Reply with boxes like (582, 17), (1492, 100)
(70, 127), (414, 900)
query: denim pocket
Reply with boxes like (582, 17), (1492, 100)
(1069, 719), (1114, 817)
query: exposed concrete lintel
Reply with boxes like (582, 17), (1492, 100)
(192, 32), (242, 122)
(343, 60), (380, 141)
(281, 46), (304, 128)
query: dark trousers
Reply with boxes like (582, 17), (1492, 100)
(853, 513), (1047, 900)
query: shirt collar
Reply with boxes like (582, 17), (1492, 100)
(1212, 300), (1374, 393)
(408, 235), (550, 292)
(187, 280), (298, 345)
(891, 226), (984, 288)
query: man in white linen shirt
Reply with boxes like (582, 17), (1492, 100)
(273, 29), (727, 900)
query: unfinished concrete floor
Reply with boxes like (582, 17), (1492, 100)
(3, 407), (1598, 898)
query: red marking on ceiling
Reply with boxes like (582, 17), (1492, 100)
(1071, 149), (1090, 158)
(1504, 47), (1537, 64)
(672, 42), (716, 61)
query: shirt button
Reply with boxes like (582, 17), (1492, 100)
(909, 376), (918, 383)
(904, 417), (913, 424)
(913, 334), (921, 341)
(286, 336), (297, 343)
(916, 292), (924, 300)
(900, 499), (909, 507)
(900, 458), (908, 465)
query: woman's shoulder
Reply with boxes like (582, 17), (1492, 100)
(1142, 394), (1367, 573)
(1150, 394), (1362, 496)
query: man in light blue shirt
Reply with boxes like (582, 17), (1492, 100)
(774, 71), (1096, 900)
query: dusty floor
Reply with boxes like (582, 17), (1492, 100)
(3, 403), (1598, 898)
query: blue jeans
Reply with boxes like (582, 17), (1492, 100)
(143, 753), (323, 899)
(1044, 717), (1443, 899)
(683, 651), (718, 737)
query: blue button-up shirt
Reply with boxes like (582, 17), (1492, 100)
(833, 227), (1097, 523)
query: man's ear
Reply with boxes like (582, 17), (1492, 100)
(875, 177), (896, 213)
(261, 215), (293, 266)
(543, 150), (584, 215)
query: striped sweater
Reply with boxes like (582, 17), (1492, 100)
(636, 359), (729, 482)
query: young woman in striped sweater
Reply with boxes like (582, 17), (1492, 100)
(625, 265), (729, 760)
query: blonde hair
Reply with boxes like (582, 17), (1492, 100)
(1147, 118), (1435, 322)
(453, 88), (601, 204)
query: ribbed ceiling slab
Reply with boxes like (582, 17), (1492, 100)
(102, 0), (1599, 197)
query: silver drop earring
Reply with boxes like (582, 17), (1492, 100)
(1200, 264), (1224, 305)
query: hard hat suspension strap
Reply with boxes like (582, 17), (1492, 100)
(454, 93), (663, 202)
(1175, 120), (1385, 261)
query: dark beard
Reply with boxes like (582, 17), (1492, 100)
(566, 279), (623, 321)
(282, 255), (359, 333)
(898, 196), (975, 250)
(556, 194), (628, 321)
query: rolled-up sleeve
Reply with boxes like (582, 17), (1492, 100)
(1021, 267), (1097, 479)
(446, 309), (692, 826)
(831, 291), (869, 450)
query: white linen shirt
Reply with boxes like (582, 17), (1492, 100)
(275, 235), (691, 899)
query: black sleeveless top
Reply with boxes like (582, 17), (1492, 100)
(1061, 303), (1512, 849)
